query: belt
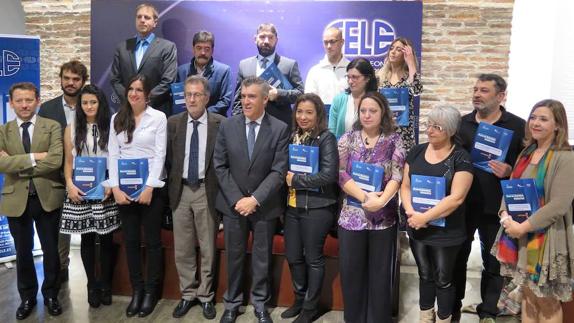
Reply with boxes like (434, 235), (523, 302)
(182, 178), (205, 186)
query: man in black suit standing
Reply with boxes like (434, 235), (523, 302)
(110, 3), (177, 115)
(215, 76), (289, 323)
(38, 59), (87, 283)
(231, 23), (304, 128)
(166, 75), (224, 319)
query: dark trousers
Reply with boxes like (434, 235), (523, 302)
(7, 196), (61, 301)
(284, 206), (334, 310)
(80, 232), (115, 290)
(410, 238), (460, 320)
(118, 188), (165, 293)
(453, 209), (502, 319)
(223, 215), (276, 312)
(338, 225), (396, 323)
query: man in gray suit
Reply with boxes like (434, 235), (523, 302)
(38, 59), (88, 283)
(166, 75), (224, 320)
(215, 76), (289, 323)
(231, 23), (304, 128)
(110, 3), (177, 115)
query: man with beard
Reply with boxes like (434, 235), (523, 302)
(231, 23), (304, 127)
(177, 31), (232, 117)
(39, 59), (88, 284)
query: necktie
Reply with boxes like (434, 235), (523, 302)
(92, 124), (98, 155)
(261, 58), (268, 70)
(247, 121), (257, 160)
(21, 122), (36, 194)
(187, 120), (200, 188)
(135, 39), (148, 69)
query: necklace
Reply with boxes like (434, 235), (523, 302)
(362, 130), (382, 147)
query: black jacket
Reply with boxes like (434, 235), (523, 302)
(290, 129), (339, 209)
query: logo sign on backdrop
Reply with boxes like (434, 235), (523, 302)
(91, 0), (422, 111)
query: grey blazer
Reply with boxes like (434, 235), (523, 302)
(38, 95), (67, 134)
(213, 113), (289, 220)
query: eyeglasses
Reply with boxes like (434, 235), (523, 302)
(422, 122), (445, 132)
(323, 39), (341, 46)
(185, 92), (206, 99)
(345, 74), (364, 81)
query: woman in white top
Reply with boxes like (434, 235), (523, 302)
(108, 75), (167, 318)
(60, 84), (119, 308)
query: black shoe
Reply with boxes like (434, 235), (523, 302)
(219, 309), (238, 323)
(16, 299), (37, 320)
(100, 289), (112, 306)
(172, 299), (194, 318)
(281, 301), (302, 318)
(255, 310), (273, 323)
(294, 309), (318, 323)
(201, 301), (216, 320)
(87, 288), (101, 308)
(126, 290), (144, 317)
(44, 297), (63, 316)
(59, 269), (69, 283)
(138, 292), (158, 317)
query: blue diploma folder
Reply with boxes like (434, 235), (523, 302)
(347, 161), (384, 207)
(289, 144), (319, 175)
(501, 178), (540, 223)
(73, 157), (107, 200)
(260, 63), (293, 90)
(380, 88), (409, 126)
(170, 82), (186, 114)
(411, 175), (446, 227)
(118, 159), (149, 199)
(471, 122), (514, 173)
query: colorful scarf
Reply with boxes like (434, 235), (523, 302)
(496, 144), (553, 283)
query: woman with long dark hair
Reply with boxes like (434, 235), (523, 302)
(60, 84), (119, 308)
(108, 74), (167, 318)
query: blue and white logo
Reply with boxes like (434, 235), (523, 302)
(0, 50), (21, 77)
(326, 19), (396, 59)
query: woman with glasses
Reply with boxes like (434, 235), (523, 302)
(376, 37), (423, 151)
(328, 57), (378, 139)
(337, 92), (405, 322)
(400, 106), (473, 323)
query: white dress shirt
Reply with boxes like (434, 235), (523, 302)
(183, 110), (208, 180)
(245, 112), (265, 142)
(256, 53), (276, 76)
(62, 96), (76, 125)
(305, 55), (350, 104)
(16, 114), (37, 165)
(344, 94), (356, 131)
(107, 106), (167, 188)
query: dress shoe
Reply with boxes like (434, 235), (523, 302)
(281, 300), (302, 318)
(59, 269), (69, 283)
(87, 288), (101, 308)
(201, 301), (216, 320)
(126, 290), (144, 317)
(254, 310), (273, 323)
(219, 309), (238, 323)
(100, 289), (112, 306)
(294, 309), (318, 323)
(138, 292), (158, 317)
(172, 299), (195, 318)
(16, 299), (36, 320)
(44, 297), (62, 316)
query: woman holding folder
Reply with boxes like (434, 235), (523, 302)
(399, 106), (473, 323)
(337, 91), (405, 322)
(282, 94), (339, 323)
(60, 84), (119, 308)
(108, 75), (167, 318)
(494, 99), (574, 323)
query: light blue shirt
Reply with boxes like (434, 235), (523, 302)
(135, 33), (155, 69)
(256, 53), (276, 76)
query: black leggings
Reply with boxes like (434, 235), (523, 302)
(409, 238), (460, 320)
(80, 232), (115, 290)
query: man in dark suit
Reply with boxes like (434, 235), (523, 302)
(231, 23), (304, 127)
(38, 59), (87, 283)
(166, 75), (224, 319)
(0, 83), (66, 320)
(176, 31), (232, 117)
(215, 76), (289, 323)
(110, 3), (177, 115)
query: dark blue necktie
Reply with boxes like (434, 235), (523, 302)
(261, 57), (268, 69)
(187, 120), (200, 188)
(247, 121), (257, 160)
(21, 122), (36, 194)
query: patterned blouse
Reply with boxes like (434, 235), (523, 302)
(338, 130), (406, 230)
(380, 72), (423, 151)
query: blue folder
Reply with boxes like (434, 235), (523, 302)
(411, 174), (446, 227)
(380, 88), (410, 126)
(170, 82), (186, 114)
(501, 178), (540, 223)
(470, 122), (514, 173)
(289, 144), (319, 175)
(260, 63), (293, 90)
(118, 158), (149, 199)
(347, 161), (384, 207)
(73, 156), (107, 200)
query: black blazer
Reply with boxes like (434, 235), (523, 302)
(166, 111), (224, 218)
(110, 36), (177, 114)
(214, 113), (289, 220)
(38, 95), (67, 134)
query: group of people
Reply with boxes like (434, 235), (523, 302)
(0, 3), (572, 323)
